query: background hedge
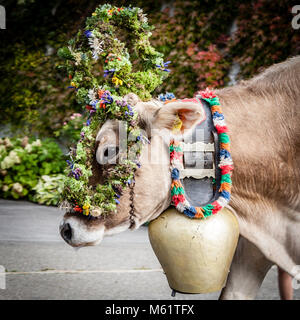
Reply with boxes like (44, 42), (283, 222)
(0, 0), (299, 138)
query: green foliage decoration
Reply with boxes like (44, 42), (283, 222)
(58, 4), (169, 102)
(59, 4), (169, 217)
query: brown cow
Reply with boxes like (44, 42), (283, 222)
(60, 56), (300, 299)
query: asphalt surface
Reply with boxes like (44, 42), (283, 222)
(0, 199), (299, 300)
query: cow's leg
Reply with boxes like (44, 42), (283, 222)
(235, 206), (300, 279)
(219, 236), (273, 300)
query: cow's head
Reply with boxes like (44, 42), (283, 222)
(59, 93), (205, 247)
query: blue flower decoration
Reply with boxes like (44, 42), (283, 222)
(156, 61), (171, 72)
(66, 160), (74, 169)
(158, 93), (166, 102)
(103, 69), (115, 78)
(84, 30), (92, 38)
(166, 92), (175, 100)
(158, 92), (176, 102)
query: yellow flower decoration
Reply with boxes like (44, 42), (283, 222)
(83, 203), (90, 216)
(112, 76), (123, 86)
(172, 114), (183, 134)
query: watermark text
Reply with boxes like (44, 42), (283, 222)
(0, 265), (5, 289)
(0, 5), (6, 29)
(292, 265), (300, 290)
(292, 5), (300, 30)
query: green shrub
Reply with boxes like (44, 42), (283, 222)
(0, 137), (66, 203)
(32, 174), (65, 206)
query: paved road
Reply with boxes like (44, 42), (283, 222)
(0, 199), (298, 300)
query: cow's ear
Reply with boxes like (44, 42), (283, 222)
(153, 100), (205, 134)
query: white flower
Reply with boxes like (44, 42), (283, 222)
(12, 183), (23, 194)
(91, 207), (102, 217)
(32, 139), (42, 147)
(74, 52), (82, 66)
(8, 150), (21, 164)
(67, 46), (82, 65)
(3, 138), (12, 148)
(25, 143), (33, 153)
(88, 34), (104, 60)
(2, 185), (9, 192)
(140, 14), (148, 23)
(138, 9), (148, 23)
(1, 150), (21, 169)
(88, 88), (97, 104)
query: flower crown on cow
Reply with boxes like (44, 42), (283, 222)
(58, 4), (171, 217)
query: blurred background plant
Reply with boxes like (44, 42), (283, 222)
(32, 174), (65, 205)
(54, 113), (85, 147)
(0, 137), (66, 204)
(0, 0), (299, 204)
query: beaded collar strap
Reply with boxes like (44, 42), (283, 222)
(169, 88), (233, 219)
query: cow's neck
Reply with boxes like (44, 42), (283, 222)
(217, 83), (300, 216)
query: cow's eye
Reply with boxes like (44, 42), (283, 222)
(103, 146), (119, 159)
(96, 145), (119, 165)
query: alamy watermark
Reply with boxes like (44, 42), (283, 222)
(0, 265), (5, 289)
(292, 5), (300, 30)
(292, 265), (300, 290)
(94, 121), (206, 167)
(0, 5), (5, 29)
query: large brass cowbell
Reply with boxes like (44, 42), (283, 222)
(148, 207), (239, 294)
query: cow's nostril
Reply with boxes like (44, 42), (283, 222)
(61, 223), (72, 242)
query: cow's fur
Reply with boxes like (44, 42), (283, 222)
(216, 56), (300, 298)
(60, 56), (300, 299)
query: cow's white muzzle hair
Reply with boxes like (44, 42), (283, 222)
(59, 217), (105, 247)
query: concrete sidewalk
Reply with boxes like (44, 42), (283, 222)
(0, 199), (298, 300)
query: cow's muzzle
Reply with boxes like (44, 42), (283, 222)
(60, 222), (73, 243)
(59, 216), (105, 247)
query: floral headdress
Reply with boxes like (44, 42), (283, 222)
(58, 4), (170, 217)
